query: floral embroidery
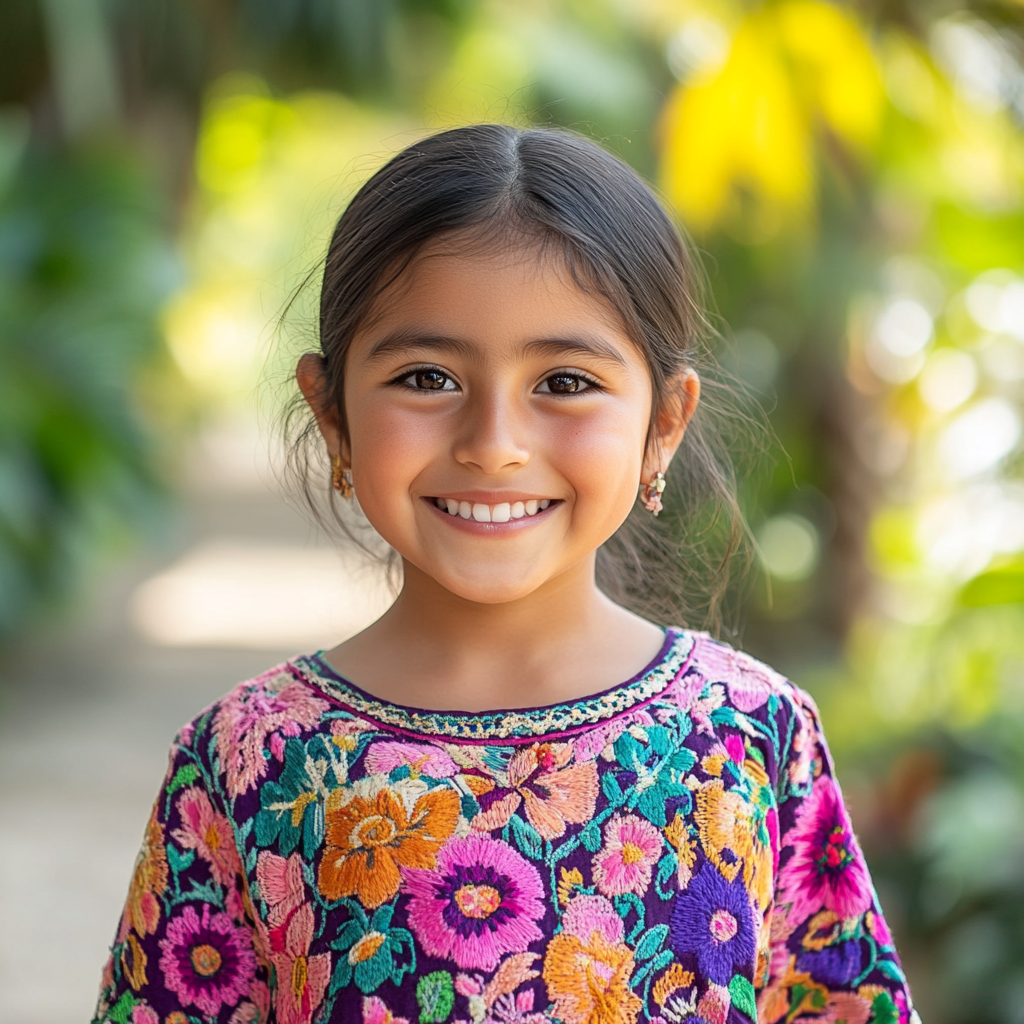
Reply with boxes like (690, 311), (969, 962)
(269, 903), (331, 1024)
(94, 629), (917, 1024)
(543, 895), (642, 1024)
(592, 814), (662, 897)
(118, 807), (168, 942)
(213, 671), (329, 797)
(777, 775), (872, 927)
(470, 742), (599, 840)
(173, 787), (243, 886)
(318, 780), (460, 907)
(405, 834), (546, 970)
(669, 862), (757, 985)
(158, 904), (257, 1016)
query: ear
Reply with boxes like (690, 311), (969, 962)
(642, 369), (700, 481)
(296, 353), (348, 463)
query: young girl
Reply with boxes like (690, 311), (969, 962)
(94, 125), (917, 1024)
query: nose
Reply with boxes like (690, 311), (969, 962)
(450, 387), (530, 475)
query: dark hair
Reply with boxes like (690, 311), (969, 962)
(285, 123), (751, 633)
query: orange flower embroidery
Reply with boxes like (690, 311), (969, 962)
(318, 784), (459, 907)
(542, 930), (642, 1024)
(695, 778), (772, 910)
(120, 933), (148, 989)
(471, 742), (598, 841)
(119, 807), (169, 941)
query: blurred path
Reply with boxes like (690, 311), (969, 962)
(0, 420), (389, 1023)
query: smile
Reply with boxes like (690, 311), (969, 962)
(428, 498), (556, 522)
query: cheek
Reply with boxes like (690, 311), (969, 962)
(549, 403), (648, 509)
(345, 399), (441, 507)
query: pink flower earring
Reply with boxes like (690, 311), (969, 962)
(641, 472), (666, 516)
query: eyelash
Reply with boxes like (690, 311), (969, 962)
(388, 365), (458, 391)
(387, 365), (604, 395)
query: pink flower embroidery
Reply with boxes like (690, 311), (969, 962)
(724, 734), (746, 766)
(696, 981), (730, 1024)
(592, 814), (662, 897)
(228, 980), (271, 1024)
(363, 740), (458, 779)
(404, 835), (545, 971)
(269, 903), (331, 1024)
(158, 904), (257, 1017)
(867, 909), (894, 948)
(561, 894), (624, 945)
(694, 638), (787, 713)
(470, 742), (598, 841)
(172, 787), (243, 886)
(256, 851), (305, 928)
(131, 1005), (159, 1024)
(778, 775), (872, 927)
(362, 995), (410, 1024)
(214, 672), (329, 797)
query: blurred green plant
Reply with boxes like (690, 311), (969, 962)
(0, 140), (175, 640)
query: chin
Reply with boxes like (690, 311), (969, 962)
(434, 570), (544, 606)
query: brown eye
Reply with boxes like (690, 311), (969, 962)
(547, 374), (580, 393)
(415, 370), (449, 390)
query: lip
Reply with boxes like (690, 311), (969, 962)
(426, 492), (558, 504)
(421, 496), (561, 532)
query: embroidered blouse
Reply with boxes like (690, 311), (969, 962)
(93, 629), (918, 1024)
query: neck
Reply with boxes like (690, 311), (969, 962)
(388, 556), (611, 654)
(324, 555), (666, 712)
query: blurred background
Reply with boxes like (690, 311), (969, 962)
(2, 0), (1024, 1020)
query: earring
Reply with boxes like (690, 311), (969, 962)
(331, 455), (354, 498)
(641, 471), (666, 516)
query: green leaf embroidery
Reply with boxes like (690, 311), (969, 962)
(417, 970), (455, 1023)
(870, 990), (900, 1024)
(728, 975), (757, 1019)
(104, 991), (141, 1024)
(633, 923), (669, 961)
(166, 845), (195, 875)
(579, 819), (602, 852)
(166, 763), (199, 796)
(510, 813), (543, 859)
(602, 772), (623, 804)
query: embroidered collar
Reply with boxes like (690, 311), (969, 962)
(296, 628), (694, 742)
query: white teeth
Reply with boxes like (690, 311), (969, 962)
(437, 498), (551, 521)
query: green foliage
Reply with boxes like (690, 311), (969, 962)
(866, 723), (1024, 1024)
(0, 146), (174, 640)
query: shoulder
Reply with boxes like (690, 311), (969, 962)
(681, 630), (819, 722)
(172, 656), (335, 798)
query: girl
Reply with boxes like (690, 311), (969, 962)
(94, 125), (917, 1024)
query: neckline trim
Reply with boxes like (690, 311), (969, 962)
(296, 628), (694, 742)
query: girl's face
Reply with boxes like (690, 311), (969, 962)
(300, 239), (697, 605)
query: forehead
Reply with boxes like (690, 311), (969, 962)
(354, 235), (639, 358)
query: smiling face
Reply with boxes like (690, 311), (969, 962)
(300, 237), (697, 606)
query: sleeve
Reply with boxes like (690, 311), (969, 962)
(92, 725), (270, 1024)
(757, 688), (920, 1024)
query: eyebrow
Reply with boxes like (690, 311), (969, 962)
(522, 336), (627, 367)
(366, 330), (476, 362)
(365, 328), (627, 367)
